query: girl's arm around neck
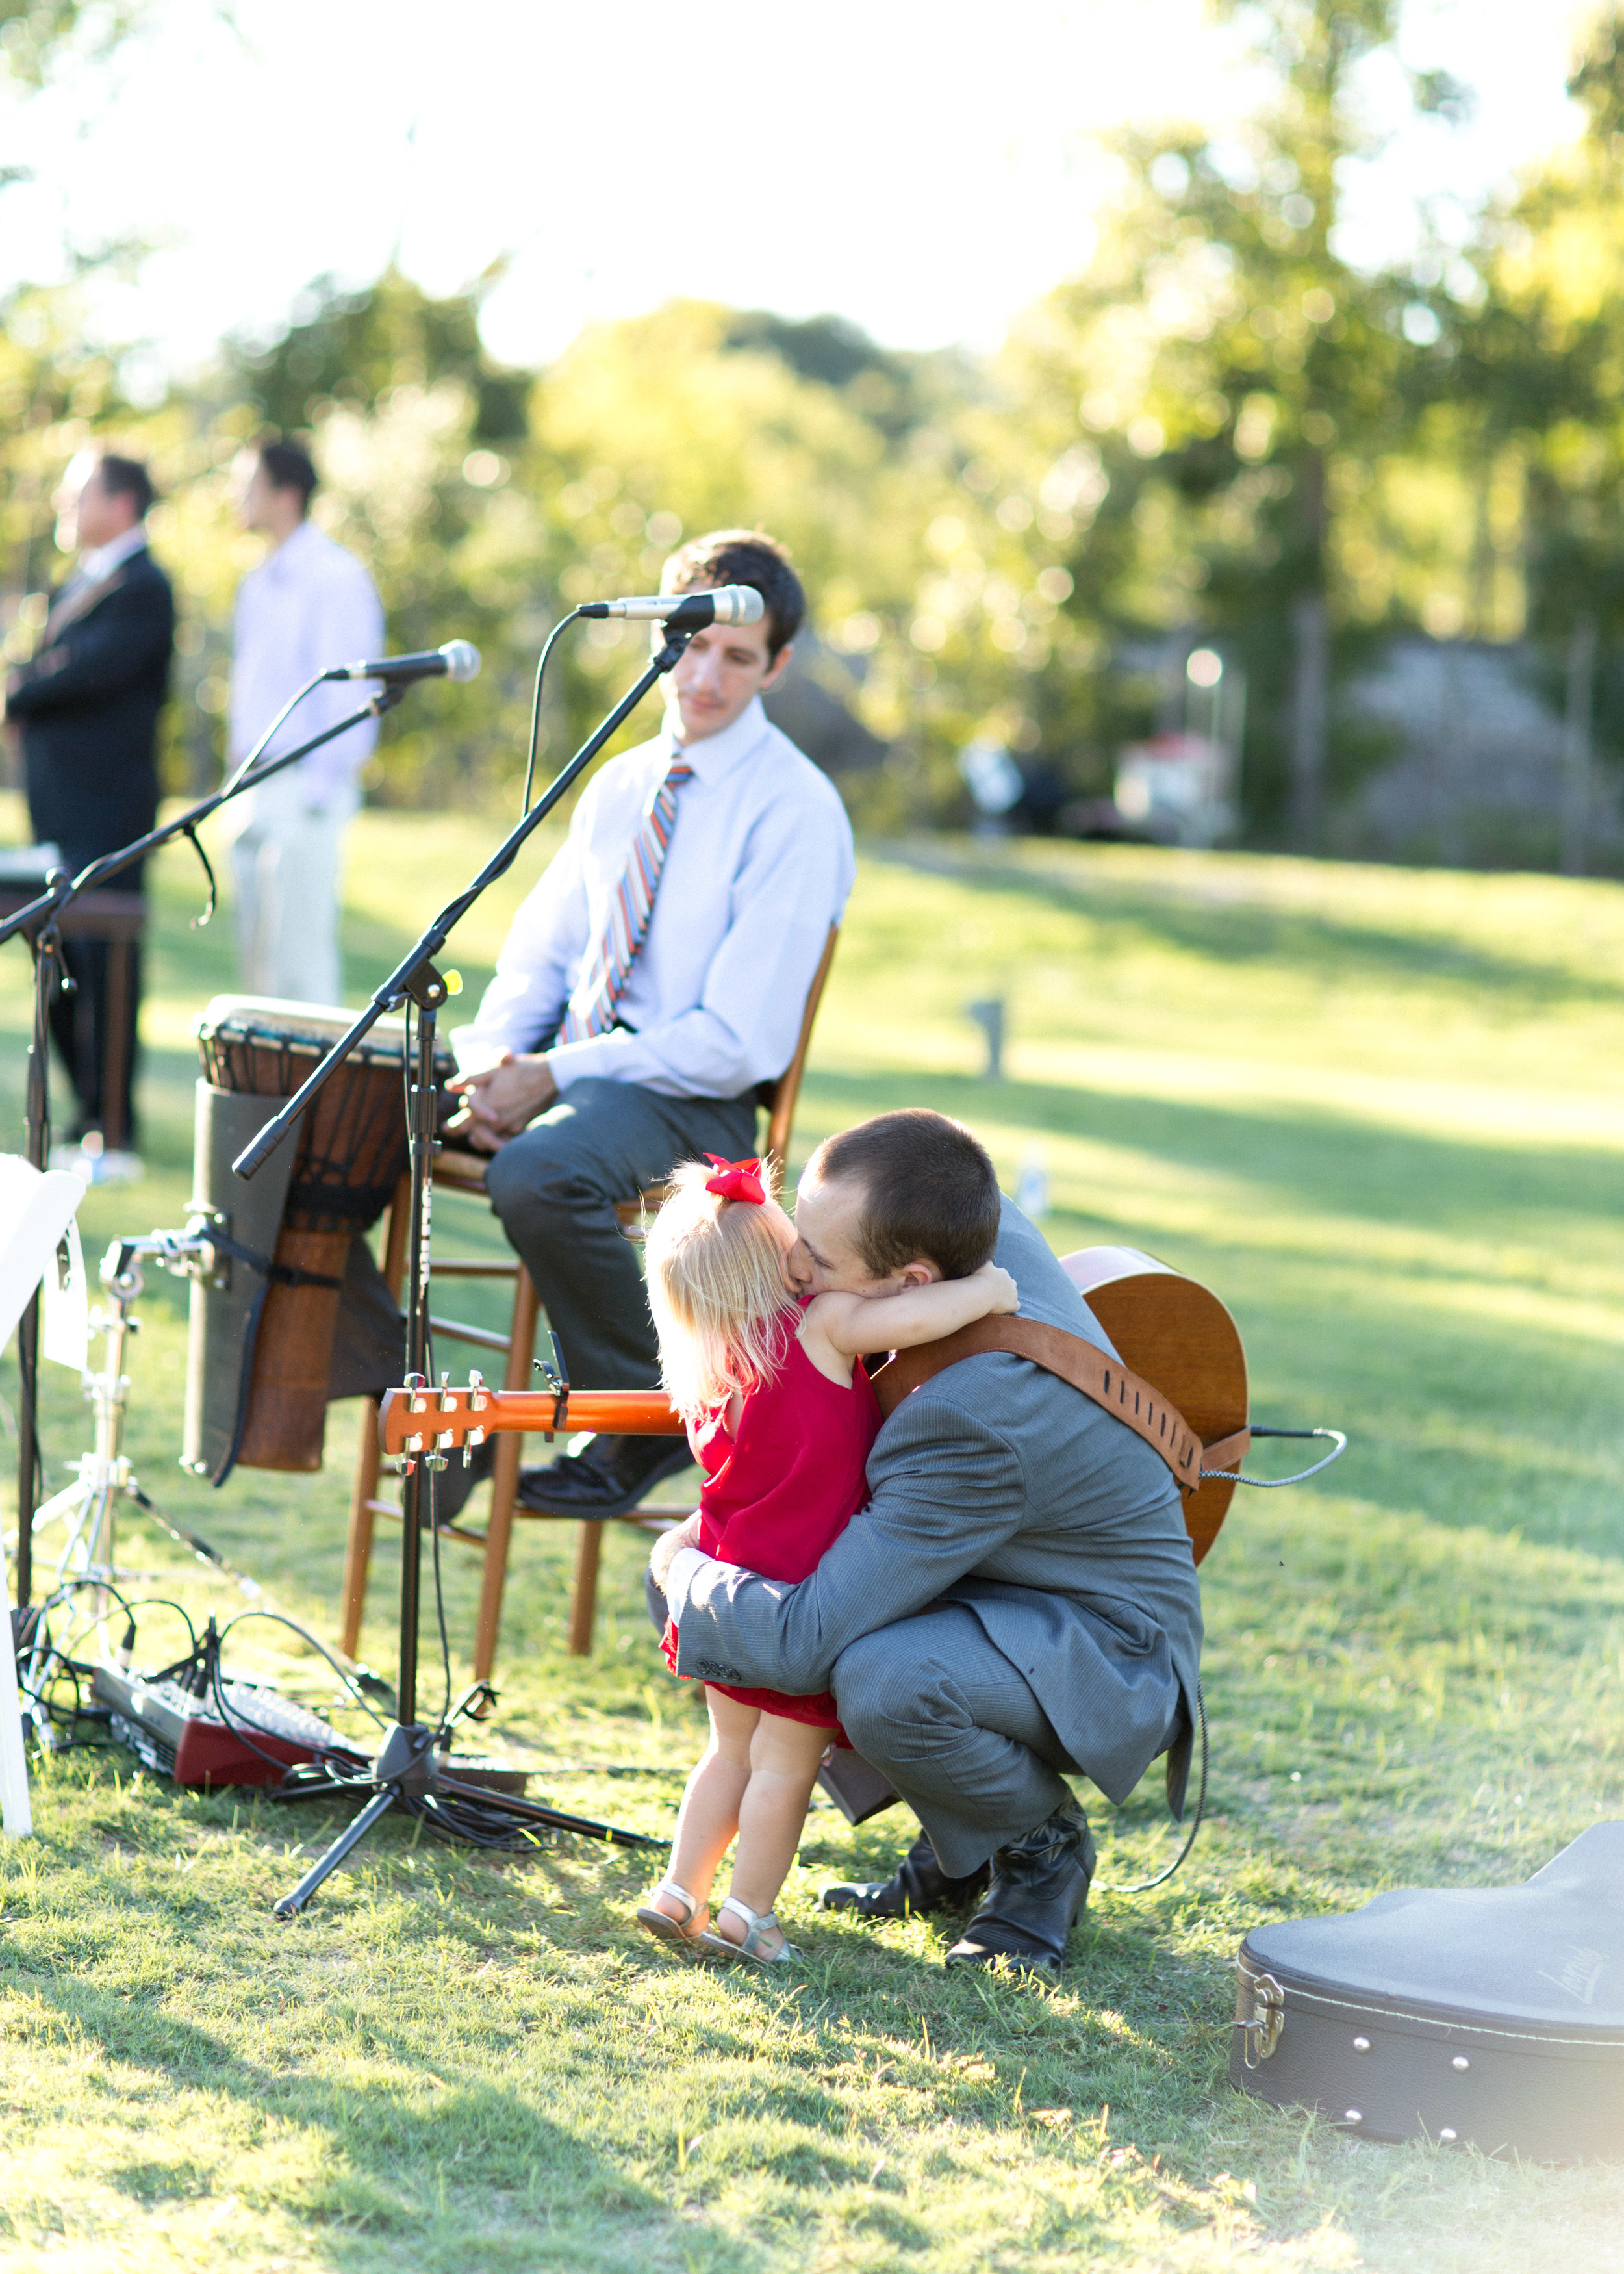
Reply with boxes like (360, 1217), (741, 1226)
(803, 1260), (1018, 1375)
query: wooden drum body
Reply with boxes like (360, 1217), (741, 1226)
(1061, 1244), (1247, 1565)
(191, 996), (448, 1476)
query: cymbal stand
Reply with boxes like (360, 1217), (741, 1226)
(238, 625), (697, 1917)
(24, 1234), (212, 1613)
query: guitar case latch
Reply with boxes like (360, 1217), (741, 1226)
(1236, 1965), (1286, 2066)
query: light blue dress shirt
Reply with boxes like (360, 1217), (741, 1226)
(227, 518), (385, 818)
(455, 696), (856, 1101)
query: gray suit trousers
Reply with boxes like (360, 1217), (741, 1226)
(482, 1076), (756, 1389)
(833, 1605), (1082, 1877)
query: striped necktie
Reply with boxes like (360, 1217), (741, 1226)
(556, 754), (694, 1043)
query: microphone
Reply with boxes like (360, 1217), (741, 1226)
(324, 641), (482, 684)
(579, 585), (764, 628)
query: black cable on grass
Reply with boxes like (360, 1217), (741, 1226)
(214, 1609), (390, 1730)
(1095, 1685), (1208, 1897)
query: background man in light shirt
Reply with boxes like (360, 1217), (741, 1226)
(444, 530), (856, 1517)
(226, 438), (384, 1005)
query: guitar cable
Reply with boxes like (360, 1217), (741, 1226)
(1201, 1424), (1347, 1487)
(1097, 1423), (1345, 1894)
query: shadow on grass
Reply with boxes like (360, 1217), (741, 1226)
(889, 841), (1624, 1010)
(802, 1064), (1624, 1241)
(18, 1965), (768, 2273)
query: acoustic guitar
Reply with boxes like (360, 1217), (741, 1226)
(377, 1245), (1249, 1565)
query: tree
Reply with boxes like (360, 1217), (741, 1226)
(993, 0), (1464, 845)
(1440, 7), (1624, 870)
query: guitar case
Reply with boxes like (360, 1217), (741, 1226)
(1231, 1822), (1624, 2163)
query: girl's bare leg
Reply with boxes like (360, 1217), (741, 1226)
(714, 1713), (833, 1955)
(646, 1689), (761, 1930)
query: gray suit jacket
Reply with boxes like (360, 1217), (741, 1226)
(672, 1198), (1204, 1815)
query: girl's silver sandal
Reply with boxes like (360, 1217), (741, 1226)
(697, 1895), (802, 1965)
(636, 1878), (707, 1946)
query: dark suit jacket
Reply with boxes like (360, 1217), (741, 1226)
(674, 1198), (1204, 1817)
(7, 544), (175, 865)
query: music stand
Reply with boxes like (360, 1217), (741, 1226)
(236, 623), (696, 1916)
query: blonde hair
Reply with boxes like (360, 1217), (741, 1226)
(644, 1158), (798, 1424)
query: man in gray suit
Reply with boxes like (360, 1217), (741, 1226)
(654, 1111), (1203, 1979)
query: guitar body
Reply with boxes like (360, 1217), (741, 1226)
(1061, 1246), (1247, 1566)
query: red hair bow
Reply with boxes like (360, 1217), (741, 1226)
(704, 1153), (766, 1205)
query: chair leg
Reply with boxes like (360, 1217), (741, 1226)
(342, 1175), (413, 1657)
(568, 1524), (603, 1657)
(473, 1268), (540, 1685)
(341, 1398), (381, 1659)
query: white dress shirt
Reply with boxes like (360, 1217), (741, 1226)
(455, 696), (856, 1101)
(227, 519), (385, 823)
(72, 524), (151, 587)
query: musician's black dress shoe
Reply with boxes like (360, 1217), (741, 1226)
(944, 1802), (1097, 1981)
(517, 1433), (694, 1516)
(822, 1830), (990, 1919)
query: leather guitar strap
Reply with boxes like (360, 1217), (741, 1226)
(869, 1316), (1251, 1494)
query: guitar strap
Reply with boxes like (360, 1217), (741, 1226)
(869, 1314), (1251, 1494)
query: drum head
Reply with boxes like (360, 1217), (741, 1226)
(196, 995), (413, 1060)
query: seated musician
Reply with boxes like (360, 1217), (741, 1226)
(440, 530), (855, 1519)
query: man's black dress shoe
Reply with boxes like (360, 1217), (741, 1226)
(822, 1830), (990, 1919)
(944, 1802), (1096, 1980)
(517, 1433), (693, 1517)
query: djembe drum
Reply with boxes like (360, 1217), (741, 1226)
(182, 996), (451, 1483)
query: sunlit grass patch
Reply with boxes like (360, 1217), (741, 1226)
(1, 813), (1622, 2269)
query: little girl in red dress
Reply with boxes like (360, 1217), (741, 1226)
(635, 1151), (1016, 1963)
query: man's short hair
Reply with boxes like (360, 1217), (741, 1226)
(807, 1110), (1001, 1281)
(255, 438), (318, 510)
(96, 455), (155, 520)
(663, 528), (804, 659)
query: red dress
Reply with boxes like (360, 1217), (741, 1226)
(660, 1303), (882, 1734)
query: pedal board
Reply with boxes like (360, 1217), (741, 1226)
(92, 1666), (533, 1798)
(92, 1665), (357, 1788)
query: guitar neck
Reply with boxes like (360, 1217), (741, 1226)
(379, 1384), (680, 1457)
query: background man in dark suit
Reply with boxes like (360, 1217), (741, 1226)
(3, 454), (175, 1170)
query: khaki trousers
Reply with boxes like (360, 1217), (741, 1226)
(230, 806), (347, 1005)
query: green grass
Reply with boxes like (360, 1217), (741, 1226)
(2, 806), (1623, 2270)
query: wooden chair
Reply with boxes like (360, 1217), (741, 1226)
(339, 925), (839, 1678)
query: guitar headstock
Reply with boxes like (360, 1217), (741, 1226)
(377, 1375), (681, 1463)
(379, 1375), (496, 1459)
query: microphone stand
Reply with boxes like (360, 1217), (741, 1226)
(243, 627), (698, 1917)
(3, 683), (404, 1615)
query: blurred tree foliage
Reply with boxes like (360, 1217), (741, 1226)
(8, 0), (1624, 860)
(991, 0), (1428, 848)
(0, 0), (148, 88)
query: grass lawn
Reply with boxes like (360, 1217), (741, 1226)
(1, 801), (1622, 2271)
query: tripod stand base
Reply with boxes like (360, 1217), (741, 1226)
(270, 1733), (665, 1917)
(275, 1783), (396, 1917)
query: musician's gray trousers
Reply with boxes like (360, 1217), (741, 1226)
(830, 1605), (1085, 1874)
(483, 1076), (757, 1390)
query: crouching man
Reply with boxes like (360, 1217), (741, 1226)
(653, 1110), (1202, 1979)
